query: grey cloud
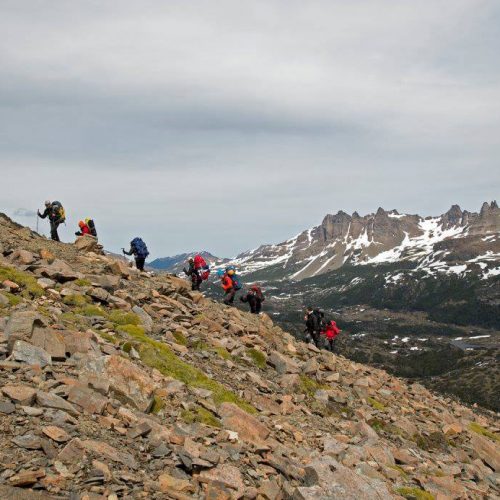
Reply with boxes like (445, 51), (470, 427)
(13, 208), (37, 217)
(1, 1), (499, 257)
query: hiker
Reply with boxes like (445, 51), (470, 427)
(218, 266), (242, 305)
(240, 285), (265, 314)
(37, 200), (65, 241)
(184, 254), (211, 291)
(304, 307), (324, 347)
(321, 319), (341, 352)
(75, 220), (90, 236)
(122, 237), (149, 271)
(184, 258), (203, 291)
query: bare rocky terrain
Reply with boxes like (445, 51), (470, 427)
(0, 212), (499, 499)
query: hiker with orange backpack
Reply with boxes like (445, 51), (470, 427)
(218, 266), (241, 305)
(240, 285), (265, 314)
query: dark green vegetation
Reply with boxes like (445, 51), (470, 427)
(217, 261), (499, 412)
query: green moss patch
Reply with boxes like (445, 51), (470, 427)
(367, 397), (386, 411)
(395, 487), (434, 500)
(299, 375), (324, 396)
(117, 325), (255, 413)
(74, 278), (91, 287)
(172, 331), (188, 346)
(469, 422), (500, 442)
(77, 304), (107, 317)
(63, 294), (90, 307)
(246, 348), (266, 369)
(181, 407), (221, 428)
(1, 291), (22, 306)
(387, 465), (408, 479)
(0, 266), (44, 299)
(108, 310), (140, 326)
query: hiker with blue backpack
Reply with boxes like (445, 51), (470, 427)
(218, 266), (242, 305)
(122, 237), (149, 271)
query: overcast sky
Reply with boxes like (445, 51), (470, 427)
(1, 1), (499, 258)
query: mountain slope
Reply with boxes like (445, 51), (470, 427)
(232, 201), (500, 282)
(0, 213), (498, 499)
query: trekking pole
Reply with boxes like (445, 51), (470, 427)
(36, 213), (39, 234)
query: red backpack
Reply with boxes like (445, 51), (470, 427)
(194, 255), (207, 269)
(194, 255), (210, 281)
(251, 285), (264, 300)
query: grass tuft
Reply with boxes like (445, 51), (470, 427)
(109, 310), (140, 326)
(172, 331), (188, 346)
(63, 294), (90, 307)
(395, 487), (434, 500)
(246, 348), (267, 369)
(367, 397), (386, 411)
(469, 422), (500, 442)
(0, 266), (44, 299)
(181, 407), (221, 428)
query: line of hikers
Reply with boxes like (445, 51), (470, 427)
(183, 257), (265, 314)
(37, 200), (342, 349)
(304, 307), (341, 352)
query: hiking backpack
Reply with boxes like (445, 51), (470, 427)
(251, 286), (264, 300)
(86, 218), (97, 237)
(131, 237), (149, 258)
(52, 201), (66, 222)
(230, 274), (242, 291)
(194, 254), (210, 280)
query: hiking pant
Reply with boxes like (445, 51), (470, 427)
(135, 257), (146, 271)
(191, 277), (202, 291)
(245, 295), (262, 314)
(224, 289), (236, 305)
(49, 220), (61, 241)
(327, 339), (335, 352)
(312, 330), (321, 347)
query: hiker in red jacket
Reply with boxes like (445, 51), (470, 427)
(321, 320), (341, 352)
(75, 220), (91, 237)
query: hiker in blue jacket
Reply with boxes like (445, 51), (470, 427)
(122, 237), (149, 271)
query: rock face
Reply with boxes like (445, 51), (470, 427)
(0, 211), (498, 499)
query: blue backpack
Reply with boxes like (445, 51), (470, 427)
(131, 238), (149, 258)
(230, 274), (242, 291)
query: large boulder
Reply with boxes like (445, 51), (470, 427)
(219, 403), (270, 445)
(74, 235), (100, 253)
(39, 259), (81, 283)
(79, 354), (155, 412)
(11, 340), (51, 367)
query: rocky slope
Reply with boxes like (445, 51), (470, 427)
(232, 202), (500, 282)
(0, 213), (499, 500)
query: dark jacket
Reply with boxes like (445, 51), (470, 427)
(39, 204), (62, 222)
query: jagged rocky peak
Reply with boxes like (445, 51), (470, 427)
(481, 200), (499, 215)
(441, 204), (464, 228)
(321, 210), (352, 241)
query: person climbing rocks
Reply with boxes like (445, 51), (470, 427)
(321, 319), (341, 352)
(218, 266), (242, 305)
(304, 307), (324, 347)
(184, 258), (203, 291)
(75, 220), (90, 236)
(240, 285), (265, 314)
(37, 200), (66, 241)
(122, 237), (149, 271)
